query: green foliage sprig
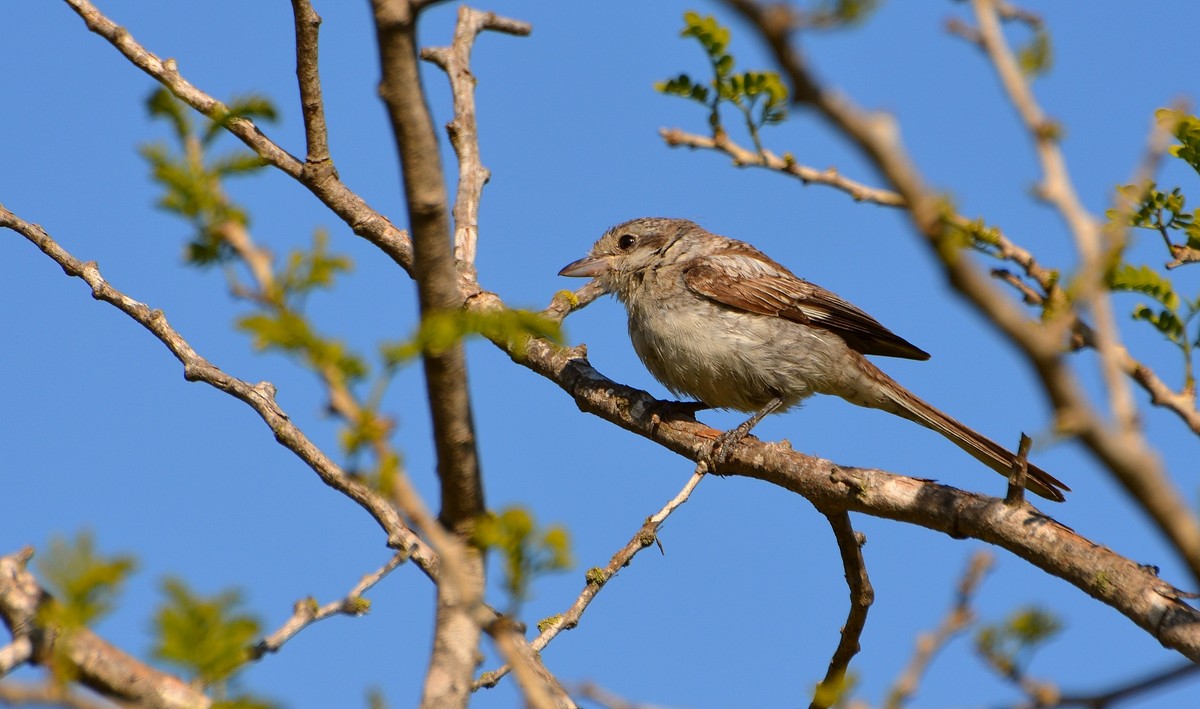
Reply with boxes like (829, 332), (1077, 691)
(657, 12), (788, 154)
(37, 531), (136, 631)
(153, 578), (272, 709)
(1105, 109), (1200, 389)
(474, 507), (572, 609)
(141, 88), (273, 266)
(976, 606), (1061, 678)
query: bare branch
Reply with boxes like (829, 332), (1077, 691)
(0, 205), (435, 573)
(0, 549), (210, 709)
(886, 551), (993, 708)
(61, 0), (413, 272)
(810, 512), (873, 709)
(251, 552), (407, 659)
(422, 7), (532, 281)
(0, 680), (119, 709)
(475, 464), (707, 691)
(290, 0), (332, 166)
(1055, 661), (1200, 708)
(659, 128), (905, 207)
(964, 0), (1136, 435)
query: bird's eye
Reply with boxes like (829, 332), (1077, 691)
(617, 234), (636, 251)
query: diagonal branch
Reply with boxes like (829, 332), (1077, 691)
(720, 0), (1200, 582)
(0, 548), (210, 709)
(250, 552), (407, 659)
(886, 551), (992, 708)
(61, 0), (413, 272)
(475, 464), (707, 691)
(0, 205), (435, 574)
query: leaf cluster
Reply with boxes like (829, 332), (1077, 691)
(657, 12), (788, 148)
(36, 531), (136, 631)
(141, 88), (273, 266)
(474, 507), (572, 607)
(236, 230), (364, 385)
(152, 578), (264, 690)
(381, 308), (563, 365)
(976, 606), (1061, 678)
(1104, 111), (1200, 384)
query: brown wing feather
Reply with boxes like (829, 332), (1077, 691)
(683, 249), (931, 361)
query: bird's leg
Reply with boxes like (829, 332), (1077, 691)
(704, 397), (784, 471)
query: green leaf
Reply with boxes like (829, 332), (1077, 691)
(37, 531), (136, 630)
(1132, 304), (1185, 342)
(1017, 28), (1053, 77)
(474, 506), (573, 605)
(1157, 108), (1200, 175)
(146, 87), (191, 140)
(152, 578), (262, 685)
(976, 606), (1062, 675)
(1107, 263), (1180, 310)
(390, 308), (563, 363)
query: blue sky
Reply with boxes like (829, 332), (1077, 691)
(3, 1), (1199, 707)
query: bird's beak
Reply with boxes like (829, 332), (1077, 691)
(558, 254), (609, 278)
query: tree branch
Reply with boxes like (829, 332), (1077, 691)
(61, 0), (413, 273)
(719, 0), (1200, 582)
(886, 551), (992, 708)
(0, 548), (210, 709)
(810, 512), (873, 709)
(290, 0), (332, 166)
(475, 464), (707, 691)
(250, 552), (407, 660)
(422, 7), (532, 280)
(0, 205), (435, 573)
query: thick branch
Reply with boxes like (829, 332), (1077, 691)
(290, 0), (332, 166)
(0, 549), (209, 709)
(369, 1), (485, 704)
(462, 287), (1200, 662)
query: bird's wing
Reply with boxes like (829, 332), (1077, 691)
(682, 248), (931, 361)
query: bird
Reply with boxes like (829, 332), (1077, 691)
(558, 217), (1068, 501)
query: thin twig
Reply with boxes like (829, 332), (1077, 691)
(1054, 660), (1200, 708)
(886, 551), (994, 708)
(251, 552), (408, 659)
(811, 512), (874, 709)
(475, 464), (707, 691)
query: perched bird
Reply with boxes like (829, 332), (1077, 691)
(559, 217), (1068, 501)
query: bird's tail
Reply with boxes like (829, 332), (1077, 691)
(868, 366), (1069, 502)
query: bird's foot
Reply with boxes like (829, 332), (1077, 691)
(701, 425), (754, 474)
